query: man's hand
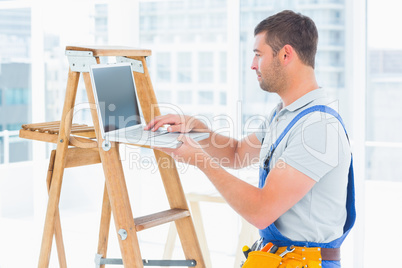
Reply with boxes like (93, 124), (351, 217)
(145, 114), (209, 133)
(146, 113), (262, 169)
(153, 135), (211, 167)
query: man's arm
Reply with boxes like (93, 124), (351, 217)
(198, 132), (261, 169)
(158, 136), (316, 229)
(145, 114), (261, 169)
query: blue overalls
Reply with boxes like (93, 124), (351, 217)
(258, 105), (356, 268)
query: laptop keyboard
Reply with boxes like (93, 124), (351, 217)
(125, 128), (169, 140)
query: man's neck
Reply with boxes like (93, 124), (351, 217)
(279, 67), (318, 107)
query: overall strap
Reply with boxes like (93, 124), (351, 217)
(259, 105), (355, 249)
(262, 105), (348, 171)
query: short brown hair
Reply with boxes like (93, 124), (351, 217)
(254, 10), (318, 68)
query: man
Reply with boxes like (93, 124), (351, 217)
(145, 10), (354, 268)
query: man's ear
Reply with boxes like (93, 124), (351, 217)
(280, 45), (294, 65)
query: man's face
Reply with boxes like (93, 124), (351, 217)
(251, 32), (284, 93)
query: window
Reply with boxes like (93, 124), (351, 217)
(139, 0), (228, 134)
(140, 2), (158, 12)
(180, 34), (195, 43)
(316, 72), (344, 88)
(0, 7), (33, 166)
(169, 1), (183, 9)
(0, 137), (3, 164)
(220, 52), (227, 83)
(369, 50), (402, 74)
(156, 90), (172, 103)
(366, 0), (402, 182)
(220, 92), (226, 105)
(177, 90), (192, 104)
(198, 52), (214, 83)
(148, 16), (157, 30)
(255, 0), (274, 6)
(359, 3), (402, 266)
(0, 9), (31, 59)
(329, 30), (343, 46)
(331, 10), (342, 24)
(94, 4), (108, 44)
(5, 88), (29, 105)
(139, 15), (158, 31)
(156, 53), (171, 82)
(189, 0), (205, 8)
(198, 91), (213, 105)
(156, 16), (168, 30)
(177, 52), (192, 83)
(6, 123), (22, 131)
(169, 16), (182, 29)
(209, 13), (226, 28)
(189, 14), (204, 29)
(209, 0), (226, 8)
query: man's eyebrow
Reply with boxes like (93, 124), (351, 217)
(253, 49), (261, 53)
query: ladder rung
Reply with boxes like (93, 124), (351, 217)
(40, 124), (81, 134)
(134, 209), (190, 232)
(21, 121), (60, 130)
(70, 126), (94, 133)
(95, 254), (196, 267)
(20, 121), (97, 146)
(21, 121), (95, 134)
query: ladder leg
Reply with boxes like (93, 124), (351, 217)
(99, 144), (143, 267)
(131, 56), (205, 267)
(83, 72), (143, 267)
(38, 70), (80, 268)
(46, 150), (67, 268)
(97, 183), (112, 268)
(154, 151), (206, 268)
(188, 201), (212, 268)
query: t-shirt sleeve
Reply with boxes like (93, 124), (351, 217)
(279, 112), (349, 182)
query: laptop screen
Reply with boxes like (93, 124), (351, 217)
(91, 64), (141, 133)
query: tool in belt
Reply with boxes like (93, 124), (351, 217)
(243, 105), (356, 268)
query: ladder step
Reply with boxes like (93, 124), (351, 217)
(21, 121), (95, 134)
(95, 255), (196, 267)
(19, 121), (97, 148)
(134, 209), (190, 232)
(21, 121), (60, 130)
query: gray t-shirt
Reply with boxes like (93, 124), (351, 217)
(255, 88), (351, 243)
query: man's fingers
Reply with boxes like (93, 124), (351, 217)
(145, 115), (177, 131)
(167, 124), (188, 133)
(145, 114), (196, 133)
(151, 120), (169, 131)
(144, 116), (163, 130)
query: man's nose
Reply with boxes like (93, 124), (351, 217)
(251, 57), (258, 70)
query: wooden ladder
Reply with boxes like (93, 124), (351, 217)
(19, 46), (205, 268)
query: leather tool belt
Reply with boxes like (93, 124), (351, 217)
(242, 245), (340, 268)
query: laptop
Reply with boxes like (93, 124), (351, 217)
(89, 62), (209, 148)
